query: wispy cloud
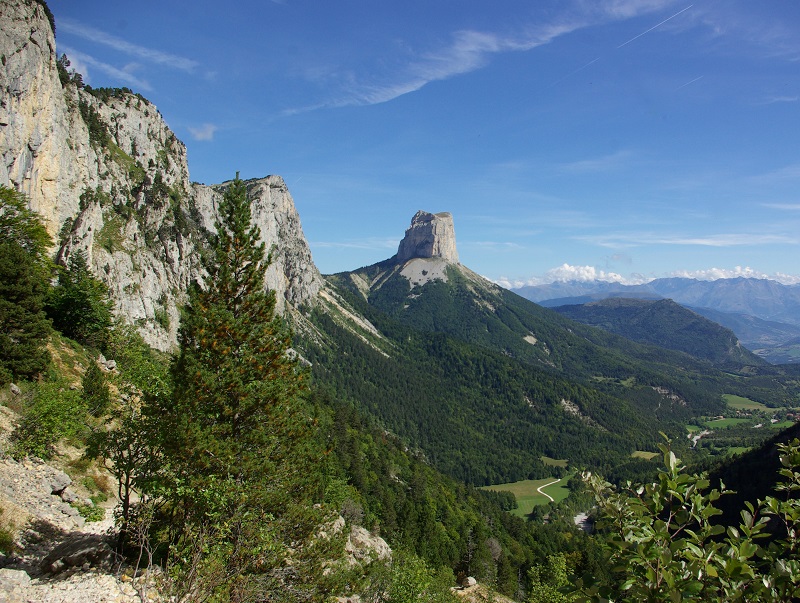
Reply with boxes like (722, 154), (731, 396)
(763, 203), (800, 211)
(59, 19), (199, 72)
(763, 95), (799, 104)
(287, 0), (682, 113)
(187, 123), (219, 141)
(748, 163), (800, 185)
(599, 0), (680, 20)
(559, 150), (633, 173)
(577, 231), (798, 248)
(59, 46), (152, 91)
(689, 3), (800, 61)
(311, 237), (399, 251)
(616, 4), (694, 48)
(464, 241), (525, 251)
(676, 75), (703, 90)
(336, 24), (579, 107)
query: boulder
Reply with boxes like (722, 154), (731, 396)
(41, 535), (114, 573)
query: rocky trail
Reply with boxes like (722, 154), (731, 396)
(0, 455), (148, 603)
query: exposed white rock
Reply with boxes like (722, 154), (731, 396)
(396, 210), (459, 264)
(346, 525), (391, 562)
(0, 1), (322, 350)
(399, 257), (451, 288)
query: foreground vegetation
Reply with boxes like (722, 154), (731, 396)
(5, 181), (800, 601)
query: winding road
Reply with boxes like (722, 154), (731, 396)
(537, 478), (562, 502)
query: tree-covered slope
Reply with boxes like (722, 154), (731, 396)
(297, 260), (800, 487)
(552, 298), (766, 367)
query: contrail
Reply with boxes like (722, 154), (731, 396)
(676, 75), (703, 90)
(617, 4), (694, 49)
(549, 57), (601, 87)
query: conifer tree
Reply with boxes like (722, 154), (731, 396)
(161, 174), (335, 601)
(0, 186), (52, 383)
(81, 360), (111, 417)
(47, 249), (113, 351)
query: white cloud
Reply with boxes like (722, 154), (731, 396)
(311, 238), (399, 251)
(496, 264), (800, 289)
(688, 3), (800, 61)
(749, 163), (800, 185)
(560, 150), (633, 173)
(337, 23), (579, 107)
(466, 241), (525, 251)
(294, 0), (680, 111)
(59, 46), (152, 91)
(599, 0), (680, 20)
(577, 231), (798, 248)
(763, 203), (800, 211)
(668, 267), (800, 285)
(59, 19), (199, 72)
(188, 123), (218, 141)
(764, 95), (798, 104)
(545, 263), (629, 283)
(494, 263), (647, 289)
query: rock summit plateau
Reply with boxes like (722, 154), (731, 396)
(395, 211), (459, 264)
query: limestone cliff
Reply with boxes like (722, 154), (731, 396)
(396, 210), (459, 264)
(0, 0), (321, 350)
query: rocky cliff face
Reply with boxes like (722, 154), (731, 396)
(0, 0), (321, 350)
(396, 210), (459, 264)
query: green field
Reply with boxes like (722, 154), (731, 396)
(632, 450), (659, 460)
(722, 394), (769, 411)
(541, 456), (569, 468)
(687, 424), (704, 433)
(483, 477), (571, 517)
(771, 421), (795, 429)
(706, 417), (751, 428)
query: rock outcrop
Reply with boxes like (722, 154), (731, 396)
(396, 210), (459, 264)
(0, 0), (322, 350)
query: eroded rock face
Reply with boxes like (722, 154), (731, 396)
(396, 211), (459, 264)
(0, 0), (322, 350)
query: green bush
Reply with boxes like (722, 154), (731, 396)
(78, 99), (110, 147)
(0, 506), (15, 554)
(72, 503), (105, 522)
(574, 436), (800, 601)
(364, 550), (459, 603)
(11, 380), (87, 459)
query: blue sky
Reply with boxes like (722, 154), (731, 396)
(48, 1), (800, 285)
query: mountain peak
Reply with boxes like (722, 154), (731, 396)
(396, 210), (459, 264)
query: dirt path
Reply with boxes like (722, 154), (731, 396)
(537, 478), (561, 503)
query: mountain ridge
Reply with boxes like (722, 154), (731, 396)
(552, 298), (766, 367)
(515, 278), (800, 363)
(0, 1), (320, 350)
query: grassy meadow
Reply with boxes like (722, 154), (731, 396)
(483, 477), (571, 518)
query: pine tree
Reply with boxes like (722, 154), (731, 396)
(81, 360), (111, 417)
(0, 242), (52, 383)
(160, 174), (336, 601)
(47, 249), (113, 351)
(0, 186), (53, 383)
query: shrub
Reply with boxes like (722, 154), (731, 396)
(574, 437), (800, 602)
(11, 380), (87, 459)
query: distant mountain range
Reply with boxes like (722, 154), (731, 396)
(552, 298), (765, 367)
(512, 278), (800, 364)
